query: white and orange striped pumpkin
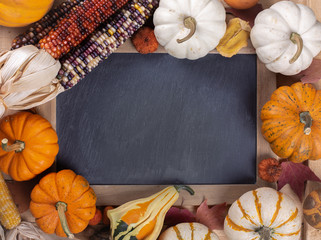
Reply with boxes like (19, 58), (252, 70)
(224, 187), (302, 240)
(159, 222), (219, 240)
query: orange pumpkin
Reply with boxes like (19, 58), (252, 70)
(224, 0), (258, 9)
(0, 0), (54, 27)
(0, 112), (59, 181)
(261, 82), (321, 163)
(30, 170), (97, 238)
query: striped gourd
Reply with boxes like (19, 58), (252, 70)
(0, 173), (21, 230)
(224, 187), (302, 240)
(57, 0), (159, 89)
(108, 186), (194, 240)
(159, 223), (219, 240)
(11, 0), (83, 50)
(39, 0), (130, 59)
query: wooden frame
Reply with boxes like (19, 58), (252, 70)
(1, 0), (321, 239)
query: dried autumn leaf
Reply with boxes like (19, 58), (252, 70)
(298, 59), (321, 83)
(225, 4), (264, 27)
(278, 160), (321, 200)
(216, 18), (251, 58)
(195, 200), (227, 230)
(164, 207), (196, 227)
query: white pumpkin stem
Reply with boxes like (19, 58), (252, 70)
(289, 32), (303, 64)
(177, 17), (197, 44)
(256, 226), (272, 240)
(1, 138), (25, 152)
(300, 111), (312, 135)
(56, 202), (75, 239)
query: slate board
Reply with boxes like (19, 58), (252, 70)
(57, 53), (257, 185)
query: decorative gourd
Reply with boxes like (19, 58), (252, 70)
(108, 185), (194, 240)
(0, 0), (54, 27)
(303, 189), (321, 229)
(153, 0), (226, 60)
(224, 0), (258, 10)
(261, 82), (321, 163)
(224, 187), (302, 240)
(30, 170), (97, 238)
(0, 112), (59, 181)
(250, 1), (321, 76)
(159, 222), (219, 240)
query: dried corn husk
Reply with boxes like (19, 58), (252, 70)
(0, 45), (64, 117)
(216, 18), (251, 58)
(4, 222), (57, 240)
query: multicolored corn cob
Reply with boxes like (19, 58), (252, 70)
(57, 0), (159, 89)
(11, 0), (83, 50)
(39, 0), (130, 59)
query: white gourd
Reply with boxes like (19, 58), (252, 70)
(159, 222), (219, 240)
(250, 1), (321, 75)
(153, 0), (226, 60)
(224, 187), (302, 240)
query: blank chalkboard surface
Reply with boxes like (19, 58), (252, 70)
(57, 53), (257, 185)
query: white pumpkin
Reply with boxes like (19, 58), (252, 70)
(153, 0), (226, 60)
(250, 1), (321, 75)
(224, 187), (302, 240)
(159, 222), (219, 240)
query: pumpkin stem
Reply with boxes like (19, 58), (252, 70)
(256, 226), (272, 240)
(289, 32), (303, 64)
(177, 17), (197, 44)
(174, 185), (195, 195)
(56, 201), (75, 239)
(300, 111), (312, 135)
(1, 138), (25, 153)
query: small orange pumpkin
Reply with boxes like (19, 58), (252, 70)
(30, 169), (97, 238)
(0, 0), (54, 27)
(0, 111), (59, 181)
(224, 0), (258, 9)
(261, 82), (321, 163)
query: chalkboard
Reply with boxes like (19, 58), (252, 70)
(57, 53), (257, 185)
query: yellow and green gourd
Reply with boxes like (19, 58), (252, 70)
(108, 185), (194, 240)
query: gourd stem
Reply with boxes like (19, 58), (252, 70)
(174, 185), (195, 195)
(56, 201), (75, 239)
(289, 32), (303, 64)
(177, 17), (197, 44)
(300, 111), (312, 135)
(256, 226), (272, 240)
(1, 138), (25, 153)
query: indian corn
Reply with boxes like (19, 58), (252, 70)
(57, 0), (159, 89)
(11, 0), (83, 50)
(39, 0), (130, 59)
(0, 173), (21, 229)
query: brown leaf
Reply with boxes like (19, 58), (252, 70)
(277, 160), (321, 201)
(164, 207), (196, 227)
(226, 4), (264, 27)
(195, 200), (227, 230)
(297, 59), (321, 83)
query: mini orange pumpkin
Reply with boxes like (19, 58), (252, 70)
(0, 111), (59, 181)
(261, 82), (321, 163)
(30, 169), (97, 238)
(224, 0), (258, 10)
(0, 0), (54, 27)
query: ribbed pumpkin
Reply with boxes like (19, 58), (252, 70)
(0, 0), (54, 27)
(261, 82), (321, 163)
(0, 112), (59, 181)
(224, 187), (302, 240)
(108, 185), (194, 240)
(159, 222), (219, 240)
(30, 170), (97, 238)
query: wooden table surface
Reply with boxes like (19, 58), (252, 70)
(1, 0), (321, 239)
